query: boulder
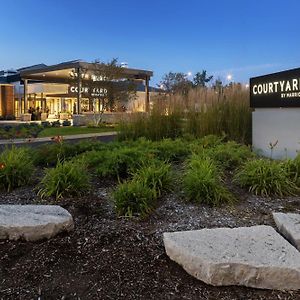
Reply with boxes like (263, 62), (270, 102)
(0, 205), (74, 241)
(273, 212), (300, 251)
(163, 225), (300, 290)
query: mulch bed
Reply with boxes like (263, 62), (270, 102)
(0, 176), (300, 300)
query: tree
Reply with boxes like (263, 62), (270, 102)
(212, 78), (223, 92)
(193, 70), (213, 88)
(159, 72), (193, 95)
(70, 58), (136, 118)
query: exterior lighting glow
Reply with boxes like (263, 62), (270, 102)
(226, 74), (232, 81)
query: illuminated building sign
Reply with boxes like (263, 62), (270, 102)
(68, 85), (107, 97)
(250, 68), (300, 107)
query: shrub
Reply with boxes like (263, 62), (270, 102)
(183, 156), (234, 205)
(284, 154), (300, 187)
(0, 123), (43, 139)
(195, 135), (225, 149)
(206, 141), (254, 170)
(38, 161), (90, 199)
(4, 115), (16, 120)
(113, 180), (155, 218)
(0, 147), (34, 191)
(51, 120), (61, 127)
(152, 139), (190, 162)
(34, 140), (117, 167)
(62, 120), (71, 127)
(41, 121), (51, 128)
(132, 161), (172, 197)
(33, 142), (67, 166)
(95, 146), (152, 179)
(234, 159), (298, 197)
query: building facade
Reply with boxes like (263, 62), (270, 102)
(0, 60), (155, 120)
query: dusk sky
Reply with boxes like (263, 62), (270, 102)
(1, 0), (300, 85)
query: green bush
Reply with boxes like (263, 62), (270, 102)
(51, 120), (61, 127)
(34, 140), (114, 167)
(284, 154), (300, 187)
(113, 180), (155, 218)
(206, 141), (254, 170)
(183, 156), (234, 205)
(38, 161), (90, 199)
(62, 120), (71, 127)
(0, 147), (34, 191)
(234, 159), (298, 197)
(132, 161), (172, 197)
(0, 123), (43, 139)
(41, 121), (51, 128)
(152, 139), (190, 162)
(95, 146), (152, 179)
(33, 142), (72, 166)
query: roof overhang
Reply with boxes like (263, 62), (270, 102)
(19, 61), (153, 84)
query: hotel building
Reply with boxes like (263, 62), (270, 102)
(0, 60), (156, 120)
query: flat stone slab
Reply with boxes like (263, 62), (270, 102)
(273, 212), (300, 251)
(163, 225), (300, 290)
(0, 205), (74, 241)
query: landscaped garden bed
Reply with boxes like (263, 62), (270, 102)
(0, 137), (300, 299)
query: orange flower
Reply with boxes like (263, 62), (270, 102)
(51, 135), (63, 144)
(0, 162), (5, 170)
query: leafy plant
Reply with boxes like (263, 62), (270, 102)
(95, 146), (152, 179)
(62, 120), (71, 127)
(132, 160), (173, 197)
(51, 120), (61, 127)
(41, 121), (51, 128)
(206, 141), (254, 170)
(38, 161), (90, 199)
(33, 140), (114, 167)
(234, 159), (298, 197)
(0, 147), (34, 191)
(183, 155), (234, 205)
(152, 139), (190, 162)
(113, 180), (156, 218)
(0, 123), (43, 139)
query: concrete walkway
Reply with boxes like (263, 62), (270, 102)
(0, 131), (117, 146)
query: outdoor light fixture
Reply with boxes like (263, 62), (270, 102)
(226, 74), (232, 81)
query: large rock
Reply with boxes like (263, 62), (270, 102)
(163, 225), (300, 290)
(273, 212), (300, 251)
(0, 205), (74, 241)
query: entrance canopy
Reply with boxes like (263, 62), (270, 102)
(19, 60), (153, 84)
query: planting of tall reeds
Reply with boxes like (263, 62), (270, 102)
(118, 85), (252, 144)
(118, 109), (183, 141)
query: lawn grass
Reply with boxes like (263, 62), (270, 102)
(38, 126), (116, 137)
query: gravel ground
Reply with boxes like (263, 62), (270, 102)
(0, 176), (300, 300)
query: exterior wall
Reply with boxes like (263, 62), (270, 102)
(0, 84), (14, 116)
(127, 91), (157, 112)
(252, 108), (300, 159)
(4, 80), (156, 117)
